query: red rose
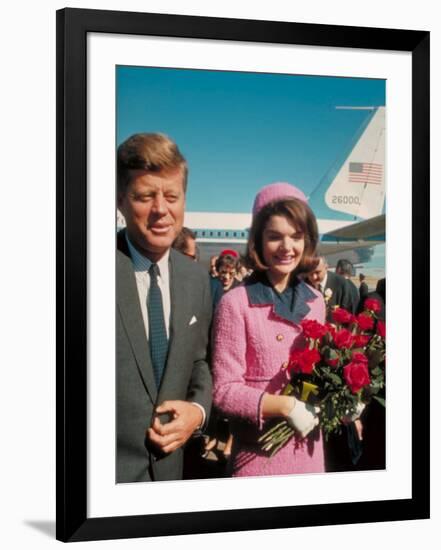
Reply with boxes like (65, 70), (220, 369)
(301, 319), (327, 340)
(364, 298), (382, 314)
(353, 334), (370, 348)
(377, 320), (386, 339)
(356, 313), (375, 331)
(333, 328), (354, 349)
(288, 348), (321, 375)
(343, 361), (371, 394)
(351, 351), (368, 365)
(332, 307), (353, 325)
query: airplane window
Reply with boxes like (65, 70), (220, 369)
(233, 232), (237, 237)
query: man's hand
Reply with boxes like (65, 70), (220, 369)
(146, 400), (203, 454)
(341, 402), (365, 440)
(354, 418), (364, 441)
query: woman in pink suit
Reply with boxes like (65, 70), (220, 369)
(212, 183), (326, 477)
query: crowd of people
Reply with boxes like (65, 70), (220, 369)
(116, 132), (385, 483)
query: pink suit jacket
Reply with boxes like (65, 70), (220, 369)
(212, 274), (326, 477)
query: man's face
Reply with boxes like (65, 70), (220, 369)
(307, 258), (327, 288)
(118, 167), (185, 261)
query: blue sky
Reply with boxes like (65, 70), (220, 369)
(116, 66), (385, 213)
(116, 66), (385, 270)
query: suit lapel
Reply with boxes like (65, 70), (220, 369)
(116, 237), (158, 403)
(158, 251), (189, 401)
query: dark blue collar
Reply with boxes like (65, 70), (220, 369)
(245, 272), (318, 326)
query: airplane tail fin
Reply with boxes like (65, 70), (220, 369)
(311, 107), (385, 220)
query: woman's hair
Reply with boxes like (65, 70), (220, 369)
(245, 198), (319, 276)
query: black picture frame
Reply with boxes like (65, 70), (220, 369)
(56, 8), (430, 542)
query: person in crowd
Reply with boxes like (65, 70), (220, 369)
(236, 256), (252, 282)
(358, 273), (369, 303)
(173, 226), (199, 261)
(306, 256), (352, 320)
(212, 182), (326, 477)
(205, 251), (242, 462)
(209, 255), (219, 278)
(355, 276), (386, 471)
(335, 258), (360, 313)
(116, 132), (212, 482)
(211, 251), (241, 309)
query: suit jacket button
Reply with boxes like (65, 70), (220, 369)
(276, 334), (284, 341)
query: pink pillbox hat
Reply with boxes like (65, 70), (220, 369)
(252, 182), (308, 217)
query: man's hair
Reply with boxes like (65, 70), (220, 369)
(316, 256), (327, 269)
(117, 133), (188, 194)
(172, 227), (196, 253)
(359, 273), (366, 281)
(245, 198), (319, 275)
(216, 254), (239, 273)
(336, 258), (354, 277)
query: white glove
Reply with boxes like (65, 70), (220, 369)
(342, 402), (366, 424)
(287, 399), (320, 438)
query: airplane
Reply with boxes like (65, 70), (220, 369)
(117, 106), (386, 268)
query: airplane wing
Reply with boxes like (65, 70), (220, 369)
(318, 214), (385, 255)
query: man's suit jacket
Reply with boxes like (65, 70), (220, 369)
(116, 230), (213, 483)
(359, 281), (369, 303)
(344, 278), (360, 314)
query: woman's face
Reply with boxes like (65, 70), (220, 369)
(218, 266), (237, 290)
(262, 215), (305, 284)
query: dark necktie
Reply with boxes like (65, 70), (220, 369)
(147, 263), (168, 387)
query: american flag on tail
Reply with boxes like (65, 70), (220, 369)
(348, 162), (382, 184)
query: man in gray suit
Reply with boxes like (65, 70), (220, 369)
(116, 133), (212, 483)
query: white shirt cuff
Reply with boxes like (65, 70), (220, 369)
(190, 402), (206, 431)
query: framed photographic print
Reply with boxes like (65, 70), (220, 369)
(56, 8), (429, 542)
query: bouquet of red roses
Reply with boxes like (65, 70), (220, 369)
(258, 298), (386, 457)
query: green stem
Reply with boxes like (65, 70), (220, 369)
(263, 426), (292, 447)
(269, 435), (293, 457)
(262, 426), (293, 450)
(257, 420), (287, 442)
